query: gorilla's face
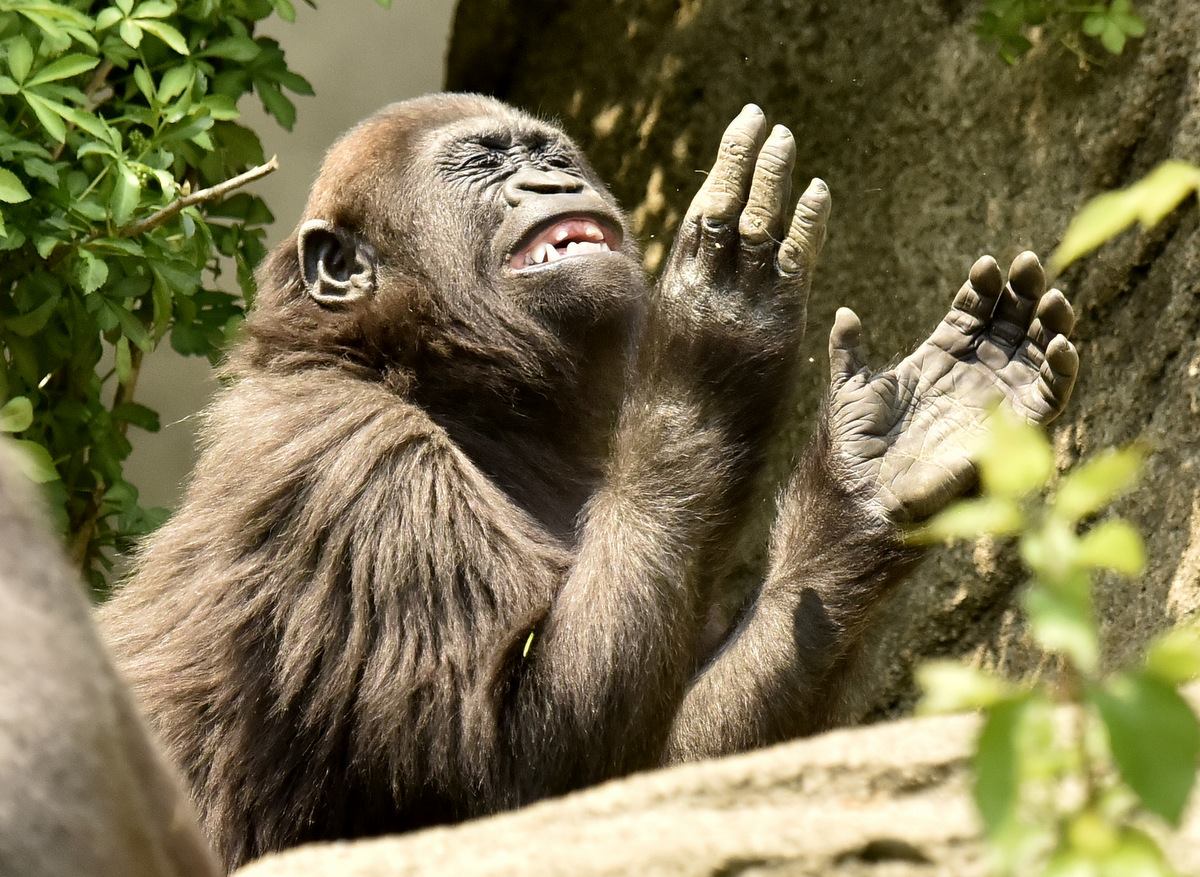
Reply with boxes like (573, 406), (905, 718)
(412, 111), (645, 324)
(268, 95), (646, 382)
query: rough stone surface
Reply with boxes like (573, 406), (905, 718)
(446, 0), (1200, 719)
(233, 702), (1200, 876)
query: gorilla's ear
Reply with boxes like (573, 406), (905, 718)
(297, 220), (377, 306)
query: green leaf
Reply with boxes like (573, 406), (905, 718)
(1055, 446), (1145, 522)
(978, 409), (1054, 498)
(76, 251), (108, 294)
(1076, 518), (1145, 576)
(1100, 21), (1127, 54)
(95, 7), (123, 29)
(202, 94), (238, 120)
(973, 697), (1028, 836)
(9, 439), (59, 483)
(134, 0), (175, 17)
(1102, 827), (1173, 877)
(6, 35), (33, 83)
(0, 75), (19, 95)
(115, 335), (132, 385)
(1145, 627), (1200, 685)
(907, 496), (1023, 544)
(119, 18), (143, 49)
(23, 92), (68, 141)
(112, 402), (160, 432)
(256, 80), (296, 129)
(133, 64), (155, 103)
(110, 164), (141, 226)
(1024, 574), (1098, 672)
(0, 396), (33, 433)
(158, 64), (193, 102)
(53, 103), (110, 141)
(917, 660), (1018, 714)
(22, 157), (59, 186)
(202, 35), (260, 62)
(1131, 160), (1200, 228)
(26, 53), (99, 86)
(137, 20), (189, 55)
(1052, 161), (1200, 272)
(111, 302), (151, 351)
(1082, 12), (1108, 36)
(0, 168), (30, 203)
(272, 0), (296, 22)
(4, 295), (59, 336)
(1090, 672), (1200, 826)
(1115, 13), (1147, 39)
(1052, 189), (1138, 272)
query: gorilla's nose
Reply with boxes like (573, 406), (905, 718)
(503, 168), (586, 206)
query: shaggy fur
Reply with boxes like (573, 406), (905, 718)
(0, 443), (219, 877)
(100, 94), (910, 871)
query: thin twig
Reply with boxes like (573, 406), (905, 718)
(119, 155), (279, 238)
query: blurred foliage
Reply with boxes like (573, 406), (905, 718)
(1051, 161), (1200, 273)
(0, 0), (387, 594)
(914, 411), (1199, 876)
(977, 0), (1147, 63)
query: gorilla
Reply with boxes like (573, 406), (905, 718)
(98, 94), (1078, 870)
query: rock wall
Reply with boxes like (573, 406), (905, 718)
(447, 0), (1200, 718)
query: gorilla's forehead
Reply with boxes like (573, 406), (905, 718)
(304, 93), (569, 220)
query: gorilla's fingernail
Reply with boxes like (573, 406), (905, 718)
(743, 103), (764, 116)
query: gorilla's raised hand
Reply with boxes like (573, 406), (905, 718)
(828, 252), (1079, 522)
(656, 104), (831, 356)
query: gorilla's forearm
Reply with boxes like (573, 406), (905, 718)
(665, 415), (916, 761)
(502, 381), (745, 793)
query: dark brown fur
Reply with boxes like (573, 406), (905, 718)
(100, 94), (910, 871)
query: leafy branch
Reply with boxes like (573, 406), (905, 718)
(0, 0), (389, 593)
(119, 154), (277, 237)
(915, 411), (1196, 875)
(977, 0), (1147, 64)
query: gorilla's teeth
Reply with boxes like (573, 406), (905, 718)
(530, 246), (545, 264)
(543, 243), (560, 262)
(554, 226), (570, 243)
(584, 223), (603, 241)
(566, 241), (580, 255)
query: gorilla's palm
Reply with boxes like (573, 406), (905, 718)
(829, 252), (1079, 522)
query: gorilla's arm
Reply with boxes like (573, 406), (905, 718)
(500, 105), (833, 794)
(667, 253), (1079, 760)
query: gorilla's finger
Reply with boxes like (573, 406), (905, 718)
(944, 256), (1002, 334)
(738, 125), (795, 249)
(777, 177), (831, 278)
(685, 105), (766, 220)
(829, 306), (867, 387)
(988, 251), (1045, 352)
(673, 105), (766, 261)
(1026, 289), (1074, 349)
(1037, 335), (1079, 415)
(681, 105), (768, 277)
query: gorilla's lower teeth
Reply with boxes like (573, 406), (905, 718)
(519, 239), (613, 269)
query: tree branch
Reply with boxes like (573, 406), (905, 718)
(119, 156), (280, 238)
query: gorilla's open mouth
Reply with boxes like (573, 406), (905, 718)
(508, 215), (622, 272)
